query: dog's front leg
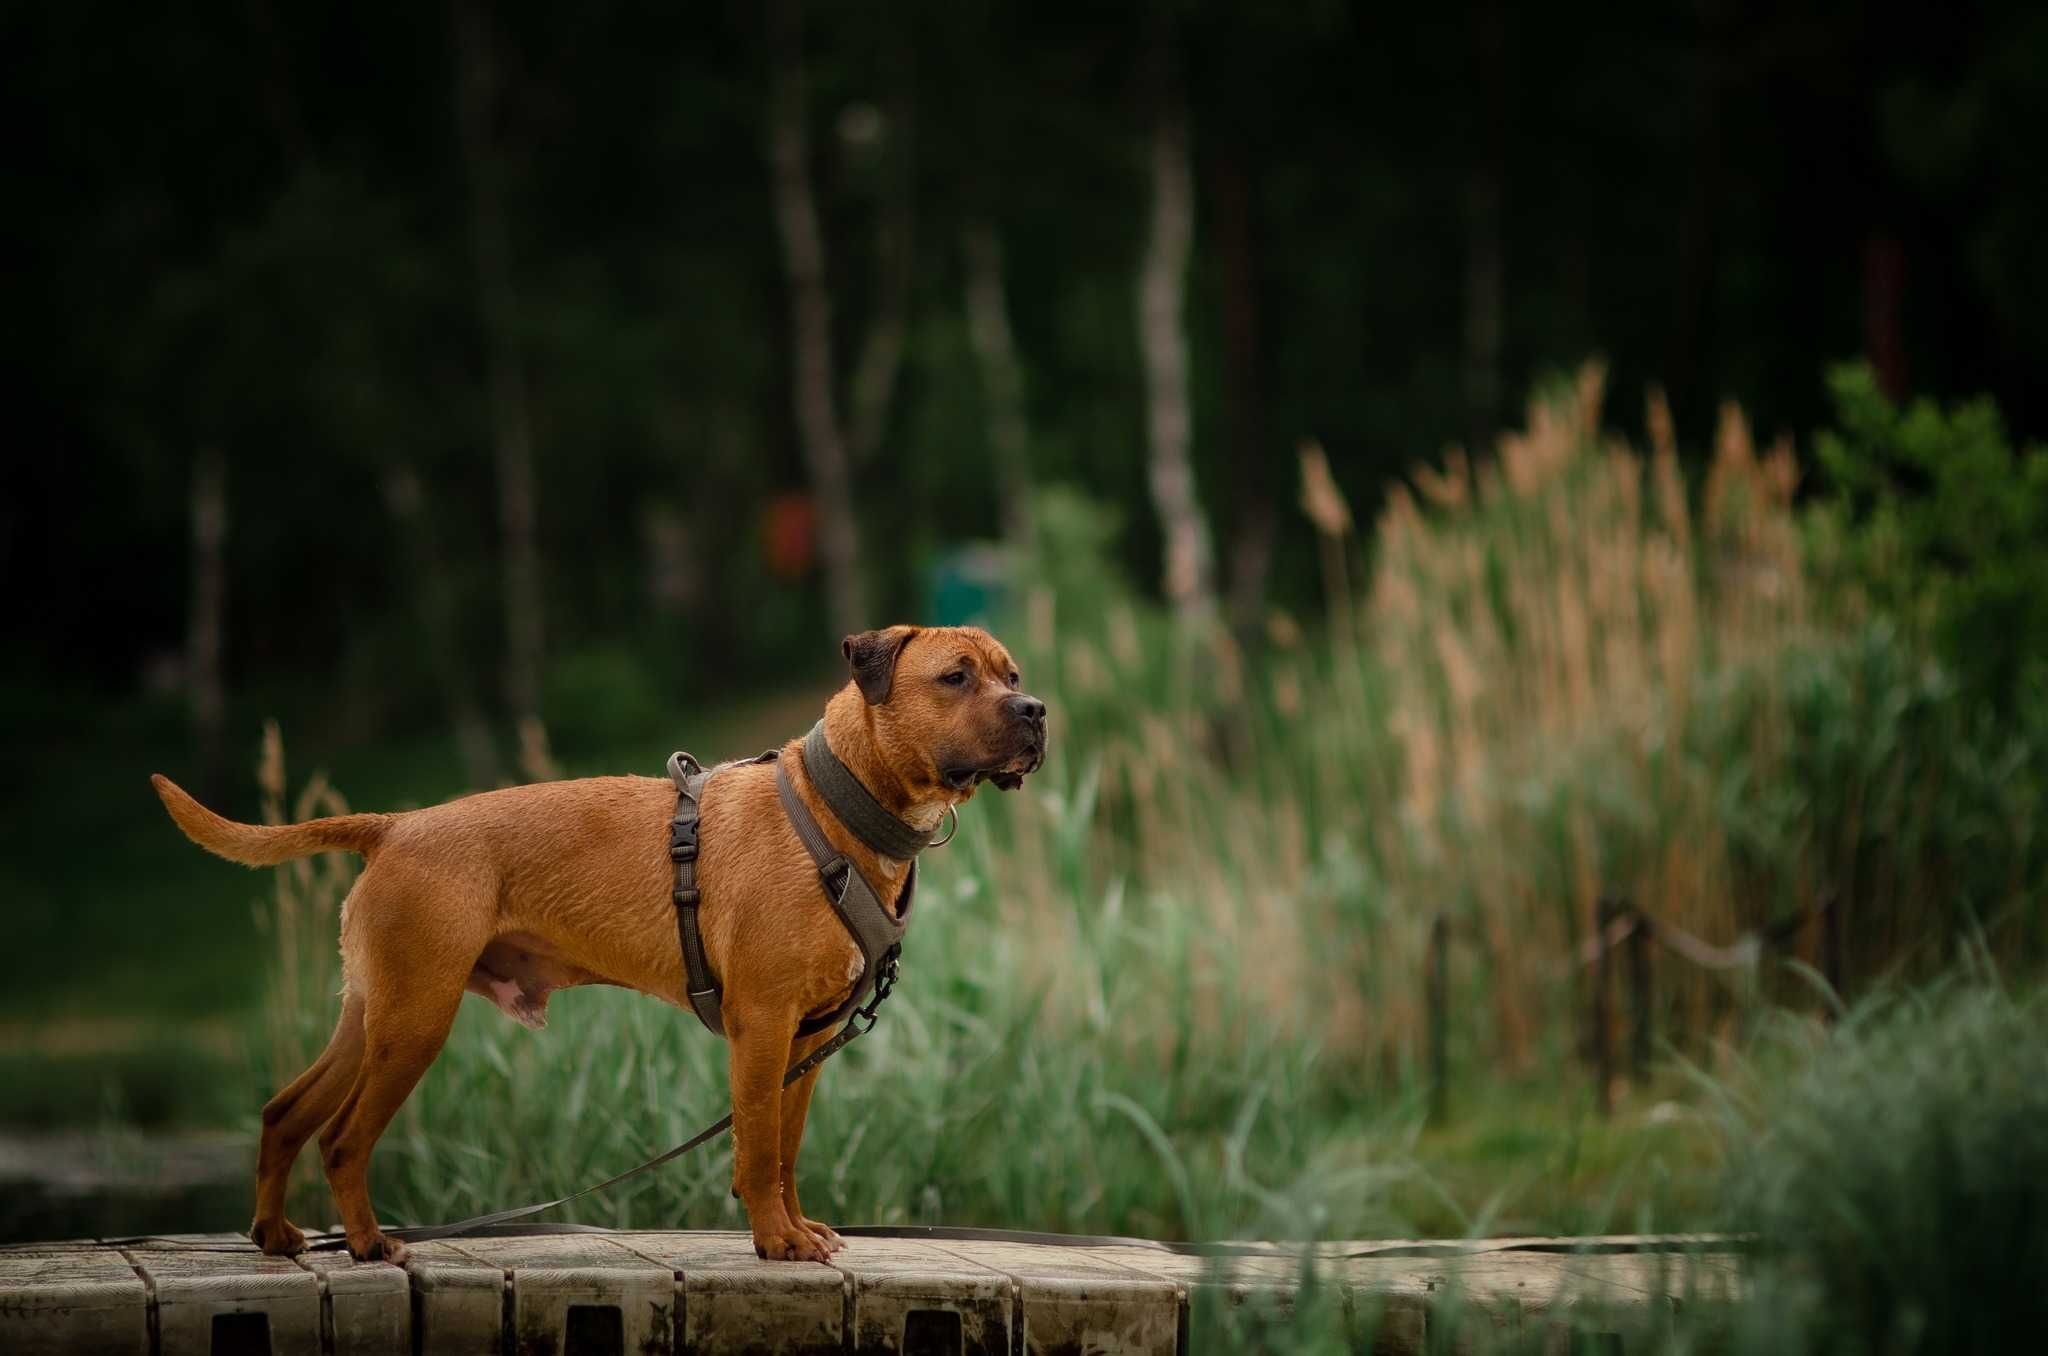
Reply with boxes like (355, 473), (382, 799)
(727, 1005), (831, 1262)
(777, 1026), (843, 1254)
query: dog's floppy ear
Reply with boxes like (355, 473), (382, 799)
(842, 626), (917, 704)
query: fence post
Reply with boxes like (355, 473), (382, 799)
(1625, 902), (1651, 1084)
(1592, 894), (1617, 1117)
(1427, 912), (1449, 1124)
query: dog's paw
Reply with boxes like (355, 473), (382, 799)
(752, 1226), (833, 1263)
(249, 1217), (306, 1257)
(345, 1231), (410, 1266)
(796, 1217), (845, 1253)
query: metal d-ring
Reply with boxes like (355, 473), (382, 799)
(928, 804), (959, 849)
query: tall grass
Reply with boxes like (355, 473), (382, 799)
(1365, 370), (1808, 1062)
(252, 719), (350, 1088)
(996, 365), (2042, 1080)
(257, 367), (2045, 1241)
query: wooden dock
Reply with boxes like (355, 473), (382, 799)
(0, 1230), (1742, 1354)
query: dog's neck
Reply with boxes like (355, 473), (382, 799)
(819, 690), (951, 836)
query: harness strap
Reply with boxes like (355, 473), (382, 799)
(668, 746), (910, 1040)
(773, 754), (910, 1029)
(666, 752), (725, 1037)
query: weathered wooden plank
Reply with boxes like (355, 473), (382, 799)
(611, 1231), (846, 1356)
(122, 1234), (324, 1356)
(1083, 1245), (1453, 1352)
(926, 1239), (1182, 1356)
(404, 1238), (507, 1356)
(1409, 1254), (1564, 1343)
(1560, 1250), (1746, 1305)
(1072, 1244), (1306, 1291)
(1277, 1256), (1439, 1355)
(0, 1228), (1740, 1354)
(0, 1242), (150, 1356)
(443, 1233), (676, 1356)
(296, 1245), (412, 1356)
(1076, 1244), (1326, 1343)
(826, 1237), (1013, 1356)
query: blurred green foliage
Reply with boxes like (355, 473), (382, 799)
(543, 646), (667, 758)
(1715, 974), (2048, 1354)
(1814, 362), (2048, 716)
(1739, 621), (2046, 967)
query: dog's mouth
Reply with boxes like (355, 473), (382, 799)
(943, 735), (1045, 793)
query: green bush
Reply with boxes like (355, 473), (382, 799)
(1715, 977), (2048, 1353)
(1727, 620), (2047, 979)
(1813, 362), (2048, 716)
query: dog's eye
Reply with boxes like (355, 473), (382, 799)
(939, 670), (969, 687)
(1007, 671), (1021, 687)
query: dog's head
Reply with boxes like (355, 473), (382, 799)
(841, 624), (1047, 800)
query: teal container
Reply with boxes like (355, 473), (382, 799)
(927, 544), (1011, 626)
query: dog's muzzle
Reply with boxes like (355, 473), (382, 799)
(989, 699), (1047, 790)
(947, 697), (1048, 792)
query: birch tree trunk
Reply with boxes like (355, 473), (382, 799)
(963, 221), (1034, 550)
(767, 0), (865, 637)
(1136, 30), (1215, 623)
(454, 0), (546, 760)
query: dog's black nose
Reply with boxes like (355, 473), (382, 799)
(1007, 693), (1047, 724)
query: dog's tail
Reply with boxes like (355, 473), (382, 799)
(151, 774), (390, 866)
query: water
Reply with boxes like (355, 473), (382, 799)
(0, 1130), (249, 1242)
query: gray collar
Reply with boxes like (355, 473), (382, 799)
(801, 721), (939, 862)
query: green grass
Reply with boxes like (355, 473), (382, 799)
(272, 834), (1732, 1245)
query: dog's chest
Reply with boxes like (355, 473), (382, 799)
(810, 934), (864, 1012)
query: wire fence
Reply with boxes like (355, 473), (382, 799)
(1426, 891), (1842, 1120)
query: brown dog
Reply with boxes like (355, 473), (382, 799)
(152, 625), (1045, 1264)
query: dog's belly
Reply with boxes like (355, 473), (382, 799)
(465, 931), (611, 1029)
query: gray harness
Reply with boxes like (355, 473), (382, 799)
(667, 722), (933, 1038)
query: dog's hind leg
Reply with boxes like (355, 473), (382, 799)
(249, 990), (366, 1255)
(316, 876), (486, 1264)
